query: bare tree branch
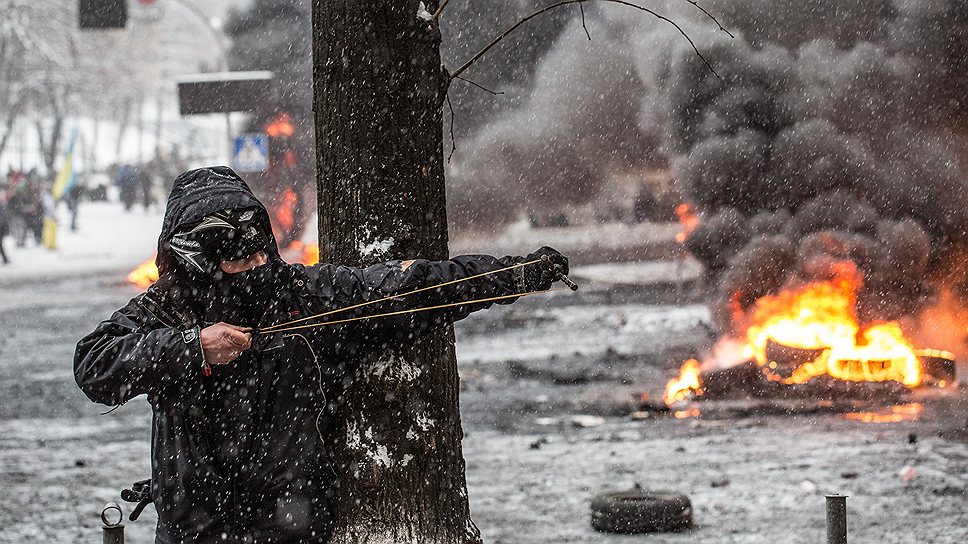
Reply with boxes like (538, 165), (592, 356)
(682, 0), (734, 39)
(449, 0), (728, 80)
(446, 92), (457, 162)
(0, 95), (25, 158)
(579, 2), (591, 40)
(453, 74), (504, 95)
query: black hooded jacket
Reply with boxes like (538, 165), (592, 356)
(74, 167), (525, 544)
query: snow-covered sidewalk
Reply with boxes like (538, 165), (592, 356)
(0, 202), (162, 285)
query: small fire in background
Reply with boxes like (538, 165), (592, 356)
(280, 240), (319, 265)
(664, 359), (702, 405)
(663, 274), (957, 405)
(674, 203), (699, 244)
(271, 187), (301, 247)
(265, 112), (295, 138)
(128, 257), (159, 289)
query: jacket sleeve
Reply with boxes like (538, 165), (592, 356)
(300, 254), (525, 342)
(74, 297), (205, 406)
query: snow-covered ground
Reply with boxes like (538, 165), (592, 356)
(0, 201), (162, 285)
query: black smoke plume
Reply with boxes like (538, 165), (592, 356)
(446, 0), (968, 332)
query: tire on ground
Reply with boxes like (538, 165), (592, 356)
(590, 491), (693, 533)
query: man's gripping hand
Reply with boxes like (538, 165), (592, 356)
(200, 323), (252, 366)
(523, 246), (569, 291)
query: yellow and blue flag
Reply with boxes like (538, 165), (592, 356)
(52, 129), (78, 201)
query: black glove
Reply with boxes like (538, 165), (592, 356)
(522, 246), (569, 291)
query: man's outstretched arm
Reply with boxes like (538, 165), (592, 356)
(296, 247), (568, 341)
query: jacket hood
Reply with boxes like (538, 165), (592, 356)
(156, 166), (279, 278)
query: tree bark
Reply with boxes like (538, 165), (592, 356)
(36, 105), (64, 178)
(312, 2), (481, 543)
(0, 94), (26, 160)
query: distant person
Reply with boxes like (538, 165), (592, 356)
(64, 182), (82, 232)
(6, 171), (27, 247)
(115, 164), (138, 212)
(41, 184), (57, 250)
(138, 166), (154, 211)
(10, 176), (43, 246)
(631, 188), (659, 223)
(0, 190), (10, 264)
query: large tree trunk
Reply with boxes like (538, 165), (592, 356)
(311, 2), (481, 543)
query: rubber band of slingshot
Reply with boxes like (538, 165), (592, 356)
(256, 258), (544, 334)
(260, 288), (562, 334)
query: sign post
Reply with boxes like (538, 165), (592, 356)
(175, 71), (274, 164)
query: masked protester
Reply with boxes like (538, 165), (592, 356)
(74, 166), (569, 544)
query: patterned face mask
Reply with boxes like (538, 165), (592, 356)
(169, 208), (269, 277)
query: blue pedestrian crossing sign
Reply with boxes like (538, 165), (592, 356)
(233, 133), (269, 172)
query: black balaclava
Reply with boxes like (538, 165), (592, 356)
(169, 207), (277, 327)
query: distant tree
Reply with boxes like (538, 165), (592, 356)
(0, 0), (184, 173)
(10, 1), (81, 175)
(0, 3), (31, 159)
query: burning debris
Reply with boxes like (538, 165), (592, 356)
(664, 222), (962, 405)
(674, 203), (699, 244)
(663, 274), (957, 405)
(437, 3), (968, 410)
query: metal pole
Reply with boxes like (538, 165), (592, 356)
(226, 113), (233, 165)
(18, 119), (25, 170)
(101, 502), (125, 544)
(825, 494), (847, 544)
(138, 100), (145, 165)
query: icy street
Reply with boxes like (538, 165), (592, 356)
(0, 204), (966, 543)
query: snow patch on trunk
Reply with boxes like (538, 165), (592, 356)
(358, 236), (395, 260)
(416, 2), (432, 21)
(345, 420), (396, 469)
(406, 412), (436, 440)
(370, 352), (422, 383)
(415, 412), (436, 431)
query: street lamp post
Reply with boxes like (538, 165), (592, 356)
(163, 0), (234, 162)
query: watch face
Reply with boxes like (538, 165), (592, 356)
(170, 208), (269, 274)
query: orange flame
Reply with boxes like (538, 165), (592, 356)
(664, 276), (931, 404)
(284, 241), (319, 265)
(266, 112), (295, 138)
(841, 402), (923, 423)
(664, 358), (702, 404)
(127, 257), (159, 289)
(674, 203), (699, 244)
(273, 187), (299, 236)
(745, 278), (921, 386)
